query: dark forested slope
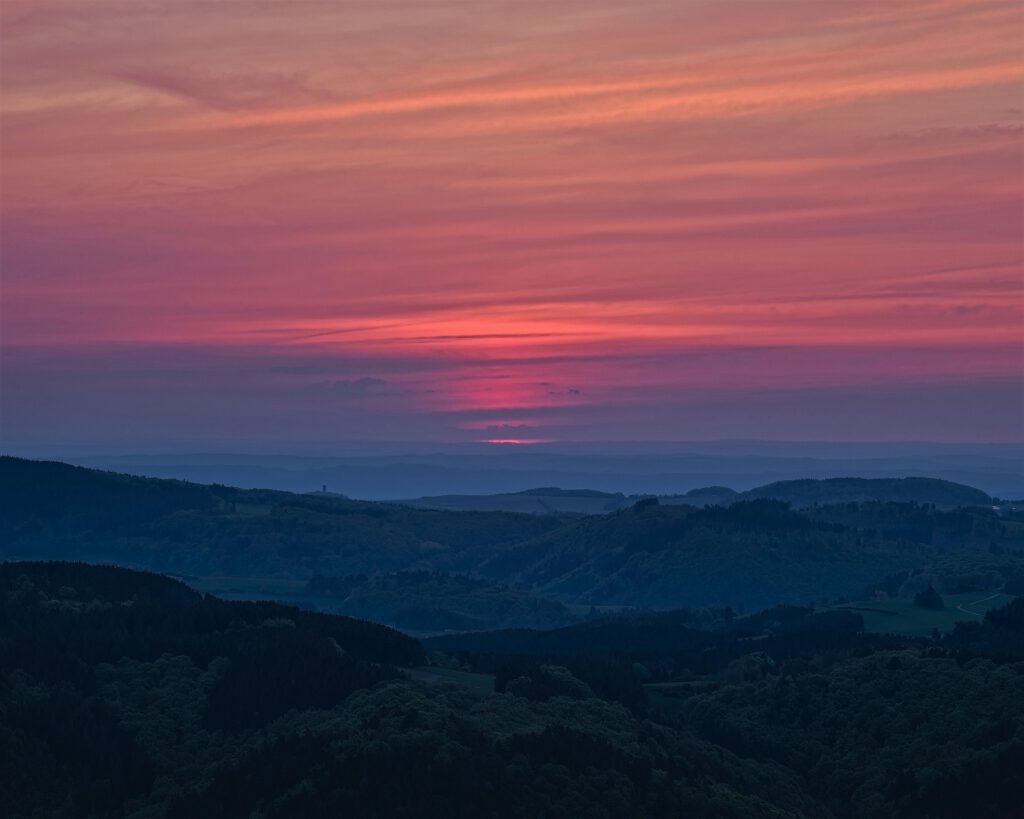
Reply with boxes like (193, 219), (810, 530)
(0, 457), (566, 577)
(0, 561), (827, 818)
(3, 560), (1022, 818)
(479, 500), (932, 610)
(678, 645), (1024, 818)
(305, 570), (576, 632)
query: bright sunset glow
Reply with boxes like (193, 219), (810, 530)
(1, 0), (1021, 443)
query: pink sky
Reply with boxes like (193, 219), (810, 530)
(1, 0), (1022, 444)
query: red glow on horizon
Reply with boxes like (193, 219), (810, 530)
(481, 439), (553, 445)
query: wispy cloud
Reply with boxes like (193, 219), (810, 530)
(2, 0), (1021, 443)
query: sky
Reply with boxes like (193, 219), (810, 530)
(1, 0), (1022, 448)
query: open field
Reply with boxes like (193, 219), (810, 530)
(187, 575), (309, 600)
(185, 575), (363, 617)
(828, 592), (1015, 637)
(185, 576), (1020, 642)
(408, 666), (496, 694)
(396, 491), (629, 516)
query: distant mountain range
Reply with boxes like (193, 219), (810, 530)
(401, 476), (994, 515)
(24, 439), (1023, 500)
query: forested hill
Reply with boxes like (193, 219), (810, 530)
(0, 560), (424, 668)
(404, 476), (994, 514)
(0, 456), (566, 576)
(477, 499), (932, 610)
(2, 456), (1020, 621)
(3, 560), (1023, 818)
(423, 604), (864, 659)
(0, 560), (834, 817)
(738, 476), (993, 507)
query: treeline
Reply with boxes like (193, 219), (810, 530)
(306, 570), (575, 632)
(862, 553), (1024, 602)
(0, 561), (424, 673)
(946, 596), (1024, 657)
(427, 605), (873, 691)
(808, 500), (1022, 553)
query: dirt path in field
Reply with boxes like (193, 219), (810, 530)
(956, 592), (1003, 617)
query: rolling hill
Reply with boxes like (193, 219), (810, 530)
(398, 477), (993, 515)
(0, 456), (567, 578)
(476, 500), (933, 611)
(2, 457), (1020, 622)
(738, 476), (993, 508)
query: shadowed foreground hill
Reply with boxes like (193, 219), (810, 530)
(3, 561), (1022, 818)
(0, 561), (826, 818)
(0, 560), (423, 670)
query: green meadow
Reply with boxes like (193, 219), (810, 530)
(829, 592), (1015, 637)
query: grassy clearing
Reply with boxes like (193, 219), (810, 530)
(187, 575), (309, 600)
(410, 666), (496, 694)
(829, 592), (1014, 637)
(185, 576), (378, 623)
